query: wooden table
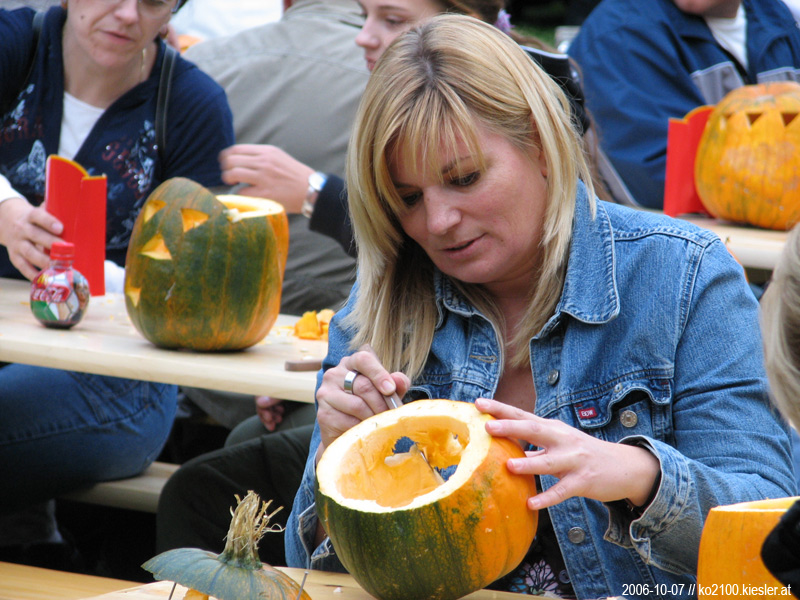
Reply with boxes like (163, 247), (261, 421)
(0, 562), (136, 600)
(0, 562), (530, 600)
(677, 215), (788, 271)
(0, 277), (327, 403)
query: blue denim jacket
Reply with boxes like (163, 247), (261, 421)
(286, 185), (796, 599)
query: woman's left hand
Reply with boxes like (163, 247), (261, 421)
(475, 398), (660, 511)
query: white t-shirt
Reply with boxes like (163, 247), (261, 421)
(705, 3), (748, 71)
(783, 0), (800, 23)
(0, 91), (101, 202)
(170, 0), (283, 40)
(59, 91), (104, 159)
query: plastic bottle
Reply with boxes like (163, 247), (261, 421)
(30, 240), (90, 329)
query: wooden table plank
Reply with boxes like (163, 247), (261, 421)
(0, 278), (327, 402)
(677, 215), (788, 271)
(0, 562), (135, 600)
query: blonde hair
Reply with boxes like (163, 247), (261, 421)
(344, 14), (595, 380)
(761, 223), (800, 431)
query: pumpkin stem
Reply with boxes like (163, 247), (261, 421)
(218, 491), (283, 570)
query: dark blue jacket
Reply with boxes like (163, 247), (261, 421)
(569, 0), (800, 208)
(0, 7), (234, 273)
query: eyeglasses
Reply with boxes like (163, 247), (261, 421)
(101, 0), (180, 17)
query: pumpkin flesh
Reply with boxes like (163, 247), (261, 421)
(316, 399), (538, 600)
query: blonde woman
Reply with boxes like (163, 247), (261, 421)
(760, 224), (800, 594)
(285, 15), (795, 598)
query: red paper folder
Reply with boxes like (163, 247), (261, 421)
(663, 105), (714, 218)
(44, 155), (107, 296)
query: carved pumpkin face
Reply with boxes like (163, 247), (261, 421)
(695, 82), (800, 230)
(124, 177), (287, 351)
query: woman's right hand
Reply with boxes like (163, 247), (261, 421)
(0, 197), (63, 280)
(315, 347), (411, 456)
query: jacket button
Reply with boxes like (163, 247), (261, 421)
(620, 410), (638, 428)
(547, 369), (560, 385)
(567, 527), (585, 544)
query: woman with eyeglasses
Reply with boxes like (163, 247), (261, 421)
(0, 0), (233, 566)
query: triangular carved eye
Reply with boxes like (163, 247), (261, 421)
(746, 112), (762, 126)
(126, 286), (141, 307)
(139, 233), (172, 260)
(142, 199), (166, 223)
(181, 208), (209, 232)
(783, 112), (798, 127)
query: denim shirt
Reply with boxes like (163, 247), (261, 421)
(285, 184), (796, 599)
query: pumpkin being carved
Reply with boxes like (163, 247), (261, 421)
(316, 399), (538, 600)
(695, 82), (800, 230)
(124, 177), (288, 351)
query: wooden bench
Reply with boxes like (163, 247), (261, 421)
(59, 461), (179, 514)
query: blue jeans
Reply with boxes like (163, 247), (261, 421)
(0, 364), (177, 513)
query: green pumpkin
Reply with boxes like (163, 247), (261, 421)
(124, 177), (285, 351)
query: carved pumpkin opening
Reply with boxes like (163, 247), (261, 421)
(138, 234), (171, 260)
(126, 286), (141, 307)
(746, 112), (762, 127)
(142, 199), (166, 223)
(180, 208), (209, 232)
(335, 416), (467, 508)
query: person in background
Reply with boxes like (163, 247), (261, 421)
(760, 223), (800, 596)
(217, 0), (612, 259)
(568, 0), (800, 209)
(285, 15), (795, 598)
(169, 0), (283, 43)
(171, 0), (366, 442)
(0, 0), (233, 568)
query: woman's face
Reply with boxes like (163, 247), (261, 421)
(355, 0), (444, 71)
(64, 0), (175, 68)
(391, 125), (549, 300)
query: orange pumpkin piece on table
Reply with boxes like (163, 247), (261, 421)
(695, 81), (800, 231)
(293, 308), (335, 340)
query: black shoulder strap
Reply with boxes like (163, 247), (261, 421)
(2, 10), (45, 117)
(155, 45), (178, 164)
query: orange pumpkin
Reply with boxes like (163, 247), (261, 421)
(697, 496), (799, 598)
(695, 82), (800, 230)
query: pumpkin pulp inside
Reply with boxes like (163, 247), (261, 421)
(218, 194), (289, 277)
(335, 415), (467, 508)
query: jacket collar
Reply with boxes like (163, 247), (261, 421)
(434, 181), (620, 333)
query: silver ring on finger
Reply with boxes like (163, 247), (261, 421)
(343, 369), (359, 394)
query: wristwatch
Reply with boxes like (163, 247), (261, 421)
(302, 171), (328, 218)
